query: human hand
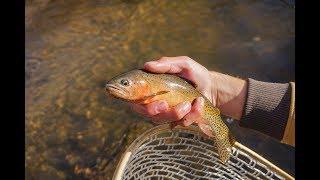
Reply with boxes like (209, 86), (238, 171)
(131, 56), (215, 130)
(131, 56), (247, 130)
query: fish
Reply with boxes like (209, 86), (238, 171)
(105, 69), (235, 163)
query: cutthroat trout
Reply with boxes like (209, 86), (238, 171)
(105, 69), (235, 163)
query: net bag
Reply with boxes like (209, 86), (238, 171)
(113, 124), (294, 180)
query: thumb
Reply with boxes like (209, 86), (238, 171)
(144, 57), (191, 74)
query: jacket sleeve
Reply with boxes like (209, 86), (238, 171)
(239, 78), (295, 146)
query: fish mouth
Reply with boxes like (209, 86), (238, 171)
(105, 84), (128, 98)
(105, 84), (121, 92)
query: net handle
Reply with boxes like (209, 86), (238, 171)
(234, 142), (294, 180)
(113, 124), (294, 180)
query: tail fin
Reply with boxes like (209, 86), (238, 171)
(215, 132), (236, 164)
(216, 136), (232, 164)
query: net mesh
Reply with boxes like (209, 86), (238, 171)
(120, 126), (287, 180)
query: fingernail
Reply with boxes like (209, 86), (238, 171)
(155, 102), (167, 113)
(199, 97), (205, 105)
(145, 61), (158, 67)
(181, 102), (191, 112)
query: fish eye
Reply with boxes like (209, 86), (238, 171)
(120, 79), (129, 86)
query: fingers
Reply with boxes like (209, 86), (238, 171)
(144, 56), (210, 94)
(144, 56), (193, 74)
(168, 102), (191, 120)
(131, 97), (206, 129)
(180, 97), (205, 126)
(198, 123), (214, 137)
(132, 100), (192, 124)
(131, 100), (169, 117)
(151, 101), (191, 124)
(131, 96), (207, 132)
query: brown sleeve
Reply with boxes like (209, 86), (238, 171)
(281, 82), (295, 146)
(239, 78), (293, 142)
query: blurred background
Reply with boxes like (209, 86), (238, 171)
(25, 0), (295, 179)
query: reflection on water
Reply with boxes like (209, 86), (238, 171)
(26, 0), (294, 179)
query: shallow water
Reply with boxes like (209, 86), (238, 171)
(26, 0), (294, 179)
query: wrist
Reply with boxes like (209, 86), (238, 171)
(209, 71), (247, 120)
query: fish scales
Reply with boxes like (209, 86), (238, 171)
(106, 69), (235, 163)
